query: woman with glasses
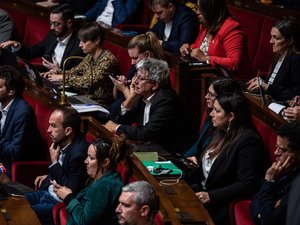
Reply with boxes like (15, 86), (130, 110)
(190, 93), (267, 225)
(53, 135), (130, 225)
(44, 22), (119, 108)
(183, 77), (242, 164)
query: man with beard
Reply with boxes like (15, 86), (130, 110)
(0, 4), (84, 71)
(116, 181), (158, 225)
(24, 106), (89, 225)
(0, 65), (46, 177)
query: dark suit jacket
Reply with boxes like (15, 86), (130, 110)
(193, 130), (266, 225)
(114, 88), (192, 153)
(41, 135), (89, 194)
(0, 97), (47, 177)
(251, 167), (300, 225)
(287, 173), (300, 225)
(267, 54), (300, 101)
(150, 3), (199, 53)
(84, 0), (142, 27)
(19, 31), (84, 70)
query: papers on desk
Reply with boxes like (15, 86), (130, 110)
(36, 1), (59, 7)
(71, 104), (110, 114)
(268, 102), (286, 114)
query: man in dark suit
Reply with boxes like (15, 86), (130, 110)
(251, 122), (300, 225)
(0, 4), (84, 71)
(150, 0), (199, 53)
(24, 106), (89, 224)
(0, 9), (18, 43)
(104, 58), (193, 154)
(0, 65), (46, 177)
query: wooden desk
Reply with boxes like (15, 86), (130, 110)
(0, 196), (41, 225)
(0, 174), (41, 225)
(244, 92), (286, 130)
(131, 154), (215, 225)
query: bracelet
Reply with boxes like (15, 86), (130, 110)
(206, 56), (210, 64)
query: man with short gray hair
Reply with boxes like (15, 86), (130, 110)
(116, 181), (157, 225)
(104, 58), (193, 153)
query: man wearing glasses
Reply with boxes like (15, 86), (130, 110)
(104, 58), (193, 154)
(251, 122), (300, 225)
(0, 4), (84, 71)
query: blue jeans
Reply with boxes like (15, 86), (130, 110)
(25, 190), (60, 224)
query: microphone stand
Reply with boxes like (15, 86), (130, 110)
(60, 56), (84, 105)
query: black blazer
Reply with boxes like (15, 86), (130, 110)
(194, 130), (267, 225)
(287, 173), (300, 225)
(19, 31), (84, 70)
(42, 135), (89, 194)
(150, 3), (199, 53)
(114, 88), (192, 153)
(267, 54), (300, 101)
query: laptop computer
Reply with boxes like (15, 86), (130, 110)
(22, 59), (61, 96)
(1, 181), (34, 196)
(67, 95), (100, 105)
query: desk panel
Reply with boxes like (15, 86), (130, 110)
(0, 197), (41, 225)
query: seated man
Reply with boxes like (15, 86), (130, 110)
(104, 58), (193, 154)
(150, 0), (199, 53)
(0, 9), (18, 43)
(0, 65), (46, 177)
(0, 4), (84, 71)
(25, 106), (89, 225)
(251, 122), (300, 225)
(116, 181), (157, 225)
(84, 0), (142, 27)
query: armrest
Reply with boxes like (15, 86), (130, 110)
(53, 202), (66, 225)
(11, 161), (49, 188)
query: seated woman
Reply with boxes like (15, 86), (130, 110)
(53, 135), (130, 225)
(250, 123), (300, 225)
(45, 22), (119, 108)
(183, 77), (242, 165)
(180, 0), (252, 80)
(247, 19), (300, 101)
(190, 93), (267, 225)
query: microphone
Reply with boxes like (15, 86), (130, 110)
(60, 56), (85, 105)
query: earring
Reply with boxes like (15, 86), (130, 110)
(227, 121), (231, 132)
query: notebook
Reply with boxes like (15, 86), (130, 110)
(142, 161), (182, 176)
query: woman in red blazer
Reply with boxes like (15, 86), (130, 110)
(180, 0), (253, 80)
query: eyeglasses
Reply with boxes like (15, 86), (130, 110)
(206, 91), (217, 98)
(275, 144), (290, 153)
(49, 21), (63, 27)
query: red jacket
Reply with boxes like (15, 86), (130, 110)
(192, 17), (253, 79)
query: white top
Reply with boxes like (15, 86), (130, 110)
(54, 33), (72, 67)
(163, 21), (173, 41)
(0, 99), (14, 133)
(201, 149), (217, 189)
(96, 0), (114, 26)
(268, 58), (284, 85)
